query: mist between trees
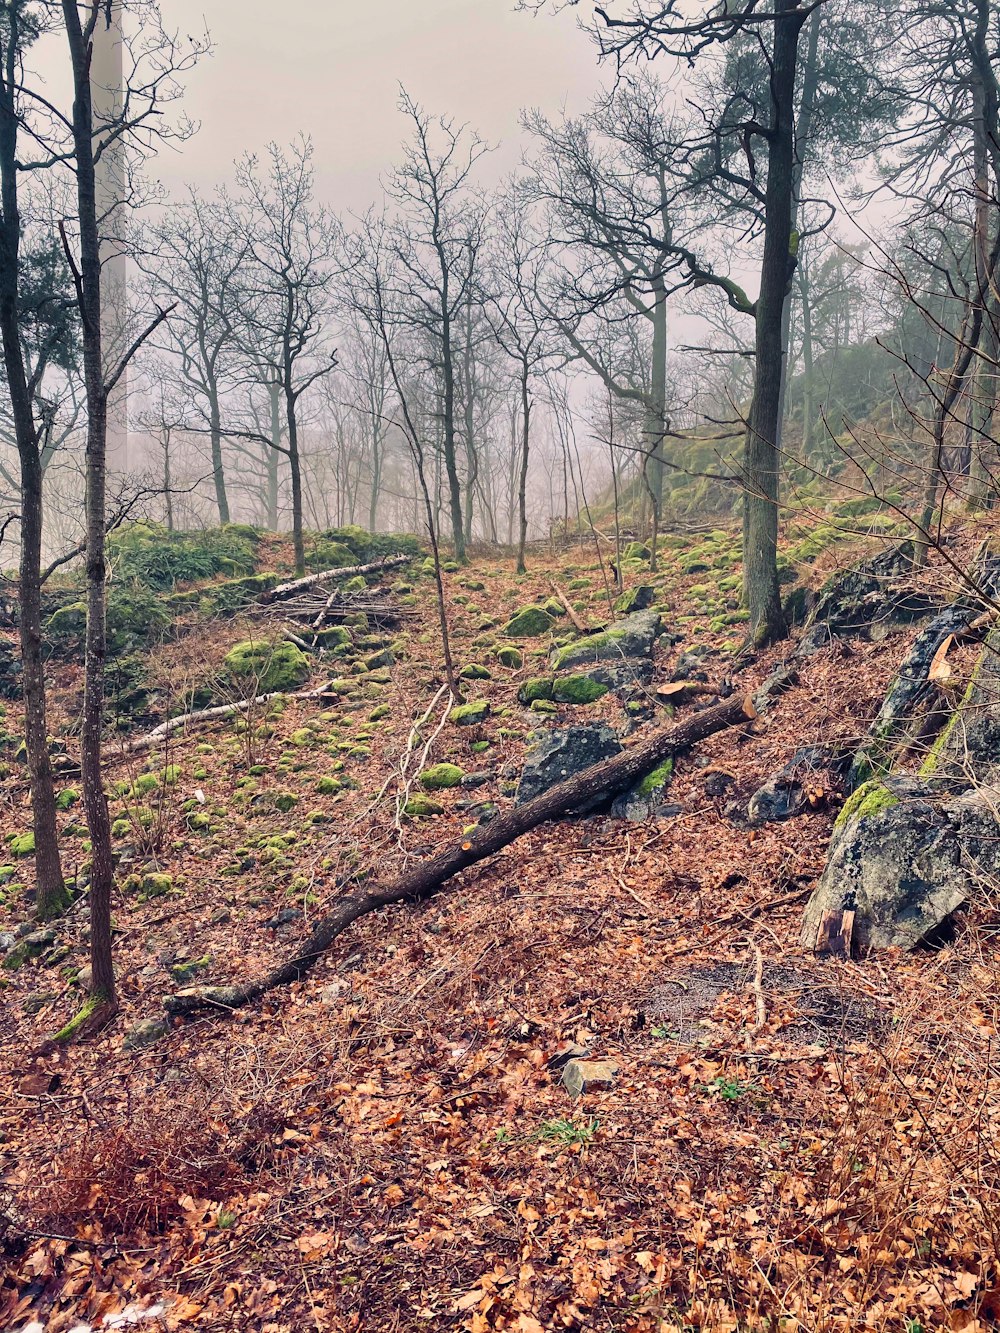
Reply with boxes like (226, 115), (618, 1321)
(4, 0), (1000, 1006)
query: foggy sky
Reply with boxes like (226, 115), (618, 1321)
(142, 0), (603, 208)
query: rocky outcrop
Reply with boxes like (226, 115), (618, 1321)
(802, 777), (1000, 950)
(748, 746), (832, 825)
(550, 610), (661, 673)
(516, 724), (622, 806)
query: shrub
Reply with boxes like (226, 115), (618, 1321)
(107, 522), (259, 591)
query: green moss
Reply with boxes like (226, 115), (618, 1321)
(52, 995), (102, 1044)
(552, 675), (609, 705)
(170, 954), (212, 983)
(315, 775), (343, 794)
(518, 677), (554, 704)
(503, 605), (555, 637)
(274, 791), (299, 812)
(834, 780), (899, 829)
(46, 602), (86, 638)
(496, 646), (523, 669)
(368, 705), (391, 722)
(222, 640), (310, 694)
(530, 698), (559, 714)
(550, 628), (626, 671)
(139, 872), (173, 899)
(637, 758), (674, 797)
(9, 832), (34, 858)
(420, 762), (465, 790)
(403, 794), (444, 817)
(450, 700), (490, 726)
(919, 665), (982, 777)
(459, 663), (492, 681)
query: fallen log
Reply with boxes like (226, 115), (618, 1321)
(165, 692), (758, 1016)
(262, 554), (412, 603)
(122, 681), (339, 754)
(549, 581), (596, 635)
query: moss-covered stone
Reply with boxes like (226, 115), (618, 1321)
(530, 698), (559, 714)
(637, 758), (674, 797)
(496, 646), (523, 669)
(614, 585), (655, 615)
(342, 575), (367, 594)
(450, 700), (490, 726)
(46, 602), (86, 638)
(403, 794), (444, 817)
(222, 640), (310, 694)
(518, 677), (554, 704)
(9, 831), (34, 858)
(552, 675), (609, 705)
(502, 605), (555, 638)
(460, 663), (492, 681)
(834, 780), (899, 829)
(420, 762), (465, 790)
(139, 872), (173, 899)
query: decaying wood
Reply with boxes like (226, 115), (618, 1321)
(814, 908), (855, 959)
(122, 681), (339, 754)
(655, 681), (719, 705)
(165, 693), (759, 1016)
(261, 554), (411, 603)
(549, 581), (594, 635)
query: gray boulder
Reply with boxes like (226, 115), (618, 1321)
(550, 610), (660, 673)
(748, 746), (830, 825)
(516, 723), (622, 805)
(801, 778), (1000, 950)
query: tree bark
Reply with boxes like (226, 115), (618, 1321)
(62, 0), (116, 1009)
(516, 361), (531, 574)
(165, 694), (757, 1015)
(263, 553), (412, 602)
(741, 0), (807, 647)
(0, 20), (68, 919)
(209, 387), (230, 525)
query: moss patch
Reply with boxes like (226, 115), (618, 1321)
(420, 763), (465, 790)
(834, 780), (899, 829)
(222, 640), (310, 695)
(552, 675), (609, 705)
(503, 606), (555, 638)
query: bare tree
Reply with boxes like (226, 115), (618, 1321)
(227, 138), (339, 574)
(384, 89), (490, 563)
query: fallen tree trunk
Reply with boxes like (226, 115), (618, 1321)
(549, 581), (596, 635)
(262, 554), (412, 603)
(122, 681), (338, 754)
(165, 693), (757, 1016)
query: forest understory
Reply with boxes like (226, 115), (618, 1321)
(0, 509), (998, 1333)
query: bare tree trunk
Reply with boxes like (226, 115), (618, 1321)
(741, 0), (805, 648)
(267, 377), (281, 531)
(285, 383), (306, 575)
(516, 361), (531, 574)
(209, 388), (230, 524)
(0, 27), (68, 920)
(63, 0), (116, 1013)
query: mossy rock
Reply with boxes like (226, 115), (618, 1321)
(834, 780), (899, 829)
(530, 698), (559, 714)
(542, 597), (567, 617)
(9, 831), (34, 857)
(518, 677), (554, 704)
(614, 585), (655, 615)
(315, 625), (353, 650)
(315, 776), (342, 795)
(420, 763), (464, 790)
(552, 675), (609, 705)
(139, 872), (173, 899)
(459, 664), (492, 681)
(403, 794), (444, 818)
(342, 575), (367, 594)
(450, 700), (490, 726)
(46, 602), (86, 638)
(496, 646), (523, 669)
(56, 787), (80, 811)
(624, 541), (651, 561)
(637, 758), (674, 797)
(222, 640), (310, 694)
(170, 954), (212, 983)
(502, 605), (555, 638)
(305, 540), (356, 572)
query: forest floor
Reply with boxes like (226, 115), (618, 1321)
(2, 511), (1000, 1333)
